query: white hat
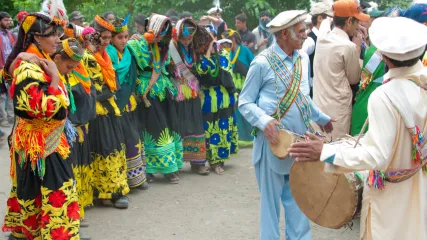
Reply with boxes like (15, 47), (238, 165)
(370, 17), (427, 61)
(305, 14), (312, 24)
(267, 10), (307, 33)
(207, 7), (222, 15)
(310, 2), (333, 16)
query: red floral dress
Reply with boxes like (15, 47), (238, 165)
(2, 47), (80, 240)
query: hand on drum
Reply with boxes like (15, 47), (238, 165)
(288, 132), (323, 162)
(264, 119), (281, 145)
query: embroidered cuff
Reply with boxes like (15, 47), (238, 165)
(320, 144), (336, 164)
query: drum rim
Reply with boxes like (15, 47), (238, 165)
(289, 161), (363, 229)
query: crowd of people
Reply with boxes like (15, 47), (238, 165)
(0, 0), (426, 239)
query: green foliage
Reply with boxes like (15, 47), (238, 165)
(8, 0), (42, 17)
(3, 0), (313, 31)
(374, 0), (412, 9)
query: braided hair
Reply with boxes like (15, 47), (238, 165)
(193, 25), (213, 57)
(5, 13), (56, 72)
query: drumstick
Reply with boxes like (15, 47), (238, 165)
(353, 119), (368, 148)
(345, 134), (361, 145)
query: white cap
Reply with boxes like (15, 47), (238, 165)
(310, 2), (333, 16)
(370, 17), (427, 61)
(267, 10), (307, 33)
(305, 14), (312, 24)
(208, 7), (222, 15)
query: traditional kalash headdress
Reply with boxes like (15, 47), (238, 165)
(21, 13), (61, 47)
(174, 18), (197, 41)
(143, 14), (172, 44)
(94, 15), (116, 32)
(63, 22), (85, 42)
(47, 0), (68, 26)
(111, 14), (130, 33)
(221, 29), (241, 44)
(61, 38), (84, 61)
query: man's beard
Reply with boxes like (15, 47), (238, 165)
(0, 23), (8, 30)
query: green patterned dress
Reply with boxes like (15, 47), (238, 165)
(127, 38), (183, 174)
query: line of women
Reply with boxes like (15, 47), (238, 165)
(0, 12), (250, 240)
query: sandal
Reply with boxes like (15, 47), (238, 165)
(146, 174), (155, 183)
(191, 164), (210, 176)
(138, 181), (150, 190)
(210, 164), (225, 175)
(164, 173), (179, 184)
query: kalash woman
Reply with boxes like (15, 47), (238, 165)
(196, 27), (239, 175)
(127, 14), (183, 184)
(221, 29), (254, 147)
(169, 18), (209, 175)
(2, 13), (80, 240)
(62, 30), (97, 224)
(106, 17), (149, 190)
(82, 15), (129, 208)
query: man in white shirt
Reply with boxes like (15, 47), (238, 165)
(302, 2), (333, 96)
(289, 16), (427, 240)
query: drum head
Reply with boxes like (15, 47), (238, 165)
(270, 130), (293, 159)
(290, 161), (358, 229)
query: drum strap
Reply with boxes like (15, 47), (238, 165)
(251, 51), (312, 137)
(367, 79), (426, 189)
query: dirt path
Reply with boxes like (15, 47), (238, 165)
(0, 133), (359, 239)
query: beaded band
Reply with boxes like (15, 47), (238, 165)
(94, 15), (115, 32)
(62, 39), (83, 62)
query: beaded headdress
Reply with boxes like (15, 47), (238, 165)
(62, 38), (84, 62)
(112, 14), (130, 33)
(94, 15), (115, 32)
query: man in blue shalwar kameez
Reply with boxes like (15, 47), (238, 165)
(239, 10), (334, 240)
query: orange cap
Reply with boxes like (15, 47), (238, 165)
(333, 0), (370, 22)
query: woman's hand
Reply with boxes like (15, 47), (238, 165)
(40, 59), (60, 88)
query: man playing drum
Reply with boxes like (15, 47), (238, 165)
(238, 10), (334, 240)
(289, 17), (427, 239)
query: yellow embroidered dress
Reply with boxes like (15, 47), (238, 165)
(82, 49), (129, 200)
(2, 46), (80, 239)
(65, 61), (97, 218)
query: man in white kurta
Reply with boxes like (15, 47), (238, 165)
(313, 0), (369, 140)
(289, 17), (427, 239)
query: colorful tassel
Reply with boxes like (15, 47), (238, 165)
(367, 170), (386, 190)
(64, 119), (77, 147)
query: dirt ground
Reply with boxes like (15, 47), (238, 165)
(0, 127), (360, 239)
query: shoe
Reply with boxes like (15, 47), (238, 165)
(138, 181), (149, 190)
(80, 219), (89, 228)
(79, 229), (92, 240)
(0, 120), (9, 128)
(113, 196), (129, 209)
(8, 235), (26, 240)
(146, 174), (155, 183)
(101, 199), (114, 207)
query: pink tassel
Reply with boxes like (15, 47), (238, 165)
(367, 170), (386, 190)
